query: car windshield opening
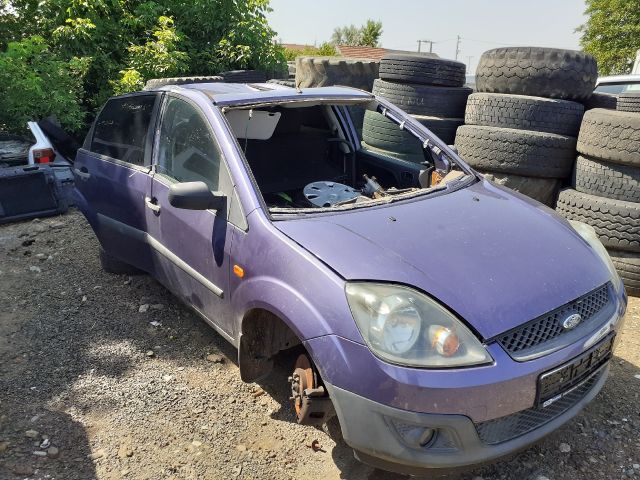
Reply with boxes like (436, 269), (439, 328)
(223, 100), (471, 214)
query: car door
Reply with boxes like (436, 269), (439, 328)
(74, 93), (160, 273)
(144, 94), (238, 339)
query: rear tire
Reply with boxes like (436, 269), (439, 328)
(464, 93), (584, 136)
(577, 109), (640, 167)
(454, 125), (576, 178)
(617, 93), (640, 113)
(379, 54), (466, 87)
(99, 248), (142, 275)
(475, 47), (597, 101)
(372, 79), (472, 117)
(555, 189), (640, 253)
(609, 250), (640, 297)
(295, 56), (380, 91)
(573, 156), (640, 203)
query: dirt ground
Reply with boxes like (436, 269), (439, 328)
(0, 210), (638, 480)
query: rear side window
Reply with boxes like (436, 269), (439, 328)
(91, 95), (157, 165)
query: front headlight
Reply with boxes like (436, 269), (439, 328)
(569, 221), (623, 293)
(345, 283), (493, 368)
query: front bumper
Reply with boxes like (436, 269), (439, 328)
(325, 367), (608, 475)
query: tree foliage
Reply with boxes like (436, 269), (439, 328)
(578, 0), (640, 75)
(0, 0), (286, 134)
(0, 36), (85, 134)
(331, 19), (383, 47)
(284, 42), (337, 61)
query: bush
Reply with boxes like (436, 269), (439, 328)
(0, 36), (85, 135)
(284, 43), (337, 61)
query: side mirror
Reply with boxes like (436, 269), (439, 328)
(168, 181), (226, 211)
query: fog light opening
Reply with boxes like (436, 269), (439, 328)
(390, 419), (438, 449)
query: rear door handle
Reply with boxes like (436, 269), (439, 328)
(74, 167), (91, 180)
(145, 197), (161, 214)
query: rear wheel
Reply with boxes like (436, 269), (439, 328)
(99, 248), (142, 275)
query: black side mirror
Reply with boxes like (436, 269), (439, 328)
(168, 181), (226, 211)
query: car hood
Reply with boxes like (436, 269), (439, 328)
(276, 180), (612, 339)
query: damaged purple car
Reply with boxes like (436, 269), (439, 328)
(73, 82), (627, 475)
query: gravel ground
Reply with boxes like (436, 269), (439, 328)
(0, 209), (638, 480)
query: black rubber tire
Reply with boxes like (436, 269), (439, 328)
(144, 76), (224, 90)
(99, 248), (142, 275)
(295, 56), (379, 91)
(480, 171), (561, 207)
(583, 92), (618, 111)
(555, 189), (640, 253)
(577, 109), (640, 167)
(609, 250), (640, 297)
(267, 79), (295, 88)
(360, 141), (425, 164)
(219, 70), (267, 83)
(372, 79), (472, 117)
(464, 93), (584, 136)
(454, 125), (577, 178)
(379, 54), (466, 87)
(475, 47), (597, 101)
(573, 156), (640, 203)
(363, 111), (462, 151)
(617, 93), (640, 113)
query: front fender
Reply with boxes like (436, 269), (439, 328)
(232, 275), (341, 341)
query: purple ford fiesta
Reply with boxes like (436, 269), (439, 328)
(73, 82), (627, 475)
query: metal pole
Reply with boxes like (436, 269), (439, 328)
(418, 40), (421, 52)
(455, 35), (461, 60)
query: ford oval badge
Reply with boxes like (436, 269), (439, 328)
(562, 313), (582, 330)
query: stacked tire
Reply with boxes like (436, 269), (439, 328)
(362, 54), (470, 159)
(454, 47), (598, 207)
(295, 56), (380, 131)
(556, 107), (640, 297)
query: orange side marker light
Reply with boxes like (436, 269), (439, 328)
(233, 265), (245, 278)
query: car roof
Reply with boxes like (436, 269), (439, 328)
(596, 74), (640, 85)
(159, 83), (374, 106)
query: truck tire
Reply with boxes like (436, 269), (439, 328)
(577, 109), (640, 167)
(379, 54), (466, 87)
(583, 92), (617, 111)
(99, 248), (142, 275)
(464, 93), (584, 136)
(295, 57), (380, 91)
(480, 171), (561, 207)
(617, 93), (640, 113)
(360, 142), (425, 164)
(144, 76), (223, 90)
(555, 189), (640, 253)
(219, 70), (267, 83)
(454, 125), (576, 178)
(267, 79), (295, 88)
(363, 111), (462, 151)
(372, 79), (472, 117)
(573, 156), (640, 203)
(609, 250), (640, 297)
(475, 47), (597, 101)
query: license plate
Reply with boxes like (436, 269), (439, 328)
(536, 334), (614, 407)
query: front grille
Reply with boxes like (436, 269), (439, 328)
(497, 283), (612, 360)
(475, 368), (605, 445)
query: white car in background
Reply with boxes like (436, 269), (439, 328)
(595, 74), (640, 95)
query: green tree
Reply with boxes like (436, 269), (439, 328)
(331, 19), (383, 47)
(284, 42), (337, 61)
(578, 0), (640, 75)
(0, 0), (286, 132)
(0, 36), (85, 134)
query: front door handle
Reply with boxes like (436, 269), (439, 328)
(145, 197), (161, 214)
(74, 167), (91, 180)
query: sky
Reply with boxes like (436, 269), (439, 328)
(267, 0), (588, 72)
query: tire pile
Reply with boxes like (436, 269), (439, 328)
(454, 47), (598, 207)
(556, 97), (640, 297)
(362, 54), (470, 160)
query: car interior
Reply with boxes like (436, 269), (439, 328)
(225, 102), (466, 212)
